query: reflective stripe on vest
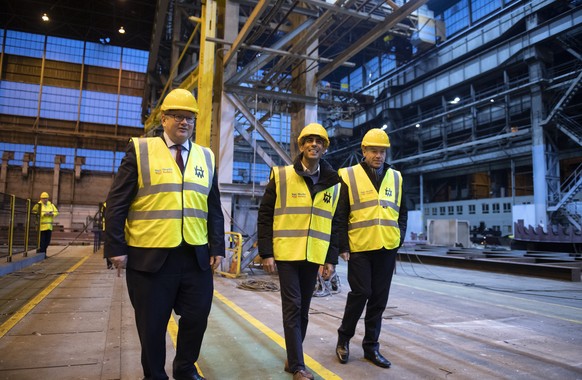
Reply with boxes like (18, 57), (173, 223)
(272, 165), (340, 265)
(125, 137), (214, 247)
(37, 201), (58, 231)
(339, 164), (402, 252)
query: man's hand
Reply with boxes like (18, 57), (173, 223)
(262, 257), (276, 274)
(210, 255), (222, 271)
(322, 263), (335, 280)
(109, 255), (128, 277)
(340, 252), (350, 261)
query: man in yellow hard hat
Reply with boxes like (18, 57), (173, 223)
(104, 88), (225, 380)
(258, 123), (348, 380)
(32, 191), (59, 256)
(334, 128), (407, 369)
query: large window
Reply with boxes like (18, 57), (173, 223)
(4, 30), (44, 58)
(2, 30), (148, 73)
(349, 67), (363, 92)
(0, 142), (128, 173)
(46, 36), (84, 64)
(380, 53), (396, 75)
(471, 0), (501, 23)
(442, 0), (470, 37)
(85, 42), (122, 70)
(122, 48), (149, 73)
(41, 86), (80, 121)
(0, 81), (39, 117)
(365, 56), (380, 84)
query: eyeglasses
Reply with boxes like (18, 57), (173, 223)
(165, 114), (196, 124)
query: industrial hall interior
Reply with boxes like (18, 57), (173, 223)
(0, 0), (581, 379)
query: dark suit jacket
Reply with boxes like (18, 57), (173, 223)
(104, 137), (225, 273)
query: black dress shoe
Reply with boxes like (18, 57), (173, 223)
(364, 350), (391, 368)
(336, 341), (350, 364)
(173, 370), (205, 380)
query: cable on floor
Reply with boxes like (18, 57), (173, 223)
(236, 279), (280, 292)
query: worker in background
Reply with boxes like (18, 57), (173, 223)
(258, 123), (347, 380)
(104, 88), (225, 380)
(335, 128), (407, 369)
(32, 191), (59, 256)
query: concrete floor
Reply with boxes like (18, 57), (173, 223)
(0, 245), (581, 380)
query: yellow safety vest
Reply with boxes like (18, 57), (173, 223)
(272, 165), (341, 265)
(125, 137), (214, 248)
(339, 164), (402, 252)
(34, 201), (59, 231)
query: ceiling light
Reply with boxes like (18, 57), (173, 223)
(450, 96), (460, 104)
(381, 124), (388, 130)
(415, 123), (420, 128)
(42, 13), (49, 22)
(118, 26), (125, 34)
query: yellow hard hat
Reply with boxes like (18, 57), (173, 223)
(40, 192), (49, 199)
(160, 89), (199, 114)
(297, 123), (330, 147)
(362, 128), (390, 148)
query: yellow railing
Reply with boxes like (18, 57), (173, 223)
(216, 231), (245, 279)
(0, 193), (40, 261)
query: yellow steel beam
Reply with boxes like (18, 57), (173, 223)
(196, 0), (217, 147)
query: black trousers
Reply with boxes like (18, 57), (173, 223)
(39, 230), (52, 253)
(126, 247), (213, 380)
(338, 249), (396, 352)
(277, 260), (320, 373)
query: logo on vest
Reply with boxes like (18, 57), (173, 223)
(195, 166), (205, 178)
(291, 192), (307, 198)
(385, 188), (392, 197)
(323, 192), (332, 203)
(154, 168), (174, 174)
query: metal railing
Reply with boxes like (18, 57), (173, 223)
(0, 193), (40, 261)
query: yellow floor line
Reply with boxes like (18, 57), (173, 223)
(214, 290), (342, 379)
(0, 254), (91, 338)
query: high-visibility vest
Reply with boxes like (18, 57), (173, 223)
(339, 164), (402, 252)
(272, 165), (341, 265)
(34, 201), (59, 231)
(125, 137), (214, 248)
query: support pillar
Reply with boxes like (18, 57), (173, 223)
(289, 13), (319, 158)
(527, 13), (552, 230)
(529, 56), (548, 230)
(215, 0), (239, 234)
(22, 153), (34, 178)
(74, 156), (85, 180)
(1, 151), (14, 194)
(196, 0), (217, 147)
(53, 155), (65, 206)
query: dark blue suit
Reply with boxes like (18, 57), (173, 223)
(104, 137), (225, 380)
